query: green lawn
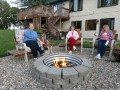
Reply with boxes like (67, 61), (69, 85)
(0, 30), (15, 57)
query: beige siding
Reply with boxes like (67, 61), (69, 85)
(62, 1), (69, 9)
(63, 0), (120, 39)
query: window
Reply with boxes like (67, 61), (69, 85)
(85, 19), (97, 31)
(71, 21), (82, 30)
(98, 0), (119, 7)
(70, 0), (83, 12)
(100, 18), (115, 31)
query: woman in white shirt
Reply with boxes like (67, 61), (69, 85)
(66, 26), (79, 53)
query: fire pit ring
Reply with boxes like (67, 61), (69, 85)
(43, 53), (83, 67)
(32, 53), (92, 89)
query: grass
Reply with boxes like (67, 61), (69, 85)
(83, 41), (92, 48)
(0, 30), (15, 57)
(49, 40), (63, 46)
(49, 40), (93, 48)
(116, 42), (120, 46)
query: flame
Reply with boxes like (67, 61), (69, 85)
(53, 57), (67, 68)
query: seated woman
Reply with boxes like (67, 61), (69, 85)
(66, 26), (79, 53)
(95, 25), (113, 59)
(24, 23), (44, 61)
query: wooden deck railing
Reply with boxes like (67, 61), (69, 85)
(48, 7), (69, 38)
(17, 5), (53, 20)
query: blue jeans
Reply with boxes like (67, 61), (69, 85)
(97, 40), (107, 57)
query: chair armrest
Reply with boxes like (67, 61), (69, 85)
(23, 43), (31, 53)
(110, 40), (115, 49)
(109, 40), (115, 57)
(92, 38), (98, 54)
(23, 43), (27, 53)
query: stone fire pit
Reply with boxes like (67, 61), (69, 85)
(32, 53), (92, 89)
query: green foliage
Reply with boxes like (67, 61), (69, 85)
(9, 7), (20, 25)
(0, 30), (15, 57)
(36, 30), (43, 34)
(28, 0), (53, 7)
(0, 0), (20, 29)
(19, 0), (54, 7)
(0, 0), (10, 29)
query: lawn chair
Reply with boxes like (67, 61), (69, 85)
(14, 30), (31, 62)
(65, 29), (83, 53)
(8, 30), (30, 62)
(92, 30), (118, 57)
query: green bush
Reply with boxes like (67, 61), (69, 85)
(36, 30), (43, 34)
(0, 30), (15, 57)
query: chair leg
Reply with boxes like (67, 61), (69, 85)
(65, 38), (68, 52)
(50, 46), (53, 54)
(24, 53), (28, 62)
(92, 47), (95, 54)
(80, 38), (83, 53)
(109, 49), (113, 58)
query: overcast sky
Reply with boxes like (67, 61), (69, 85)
(5, 0), (19, 7)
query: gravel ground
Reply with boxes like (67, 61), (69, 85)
(0, 46), (120, 90)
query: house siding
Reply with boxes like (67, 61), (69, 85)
(62, 0), (120, 39)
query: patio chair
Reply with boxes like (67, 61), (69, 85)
(65, 29), (83, 53)
(92, 30), (118, 57)
(14, 30), (31, 62)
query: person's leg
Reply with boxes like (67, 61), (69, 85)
(25, 40), (38, 58)
(33, 41), (45, 56)
(68, 37), (77, 51)
(100, 40), (107, 57)
(95, 40), (103, 59)
(97, 40), (103, 54)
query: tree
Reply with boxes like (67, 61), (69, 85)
(0, 0), (11, 29)
(0, 0), (20, 29)
(9, 7), (20, 26)
(15, 0), (53, 8)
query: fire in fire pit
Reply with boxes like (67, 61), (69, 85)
(53, 57), (76, 68)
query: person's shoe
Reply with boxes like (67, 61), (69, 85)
(95, 54), (101, 60)
(73, 46), (76, 50)
(69, 51), (72, 54)
(41, 53), (45, 56)
(33, 58), (38, 61)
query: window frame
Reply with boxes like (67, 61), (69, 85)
(70, 0), (83, 12)
(71, 21), (82, 30)
(99, 18), (115, 31)
(85, 19), (97, 31)
(98, 0), (119, 8)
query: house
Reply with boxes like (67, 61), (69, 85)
(17, 0), (120, 39)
